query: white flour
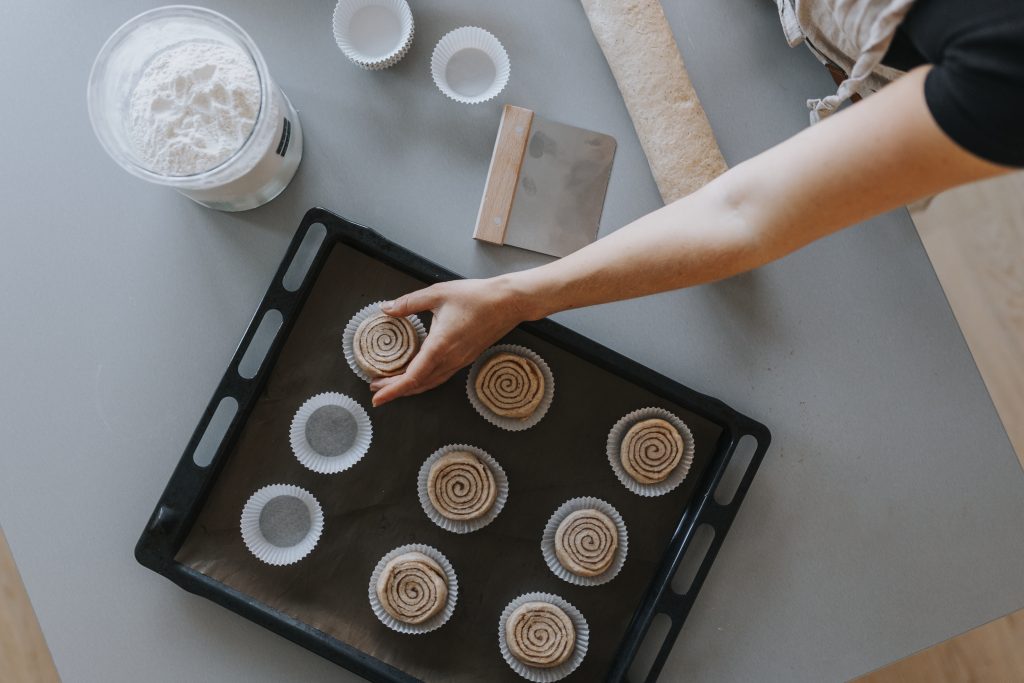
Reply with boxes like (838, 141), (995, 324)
(128, 41), (260, 176)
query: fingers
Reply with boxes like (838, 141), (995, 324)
(381, 286), (442, 317)
(370, 339), (447, 407)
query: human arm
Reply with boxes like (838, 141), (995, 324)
(370, 66), (1009, 406)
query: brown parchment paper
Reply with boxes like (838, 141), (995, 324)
(581, 0), (728, 203)
(176, 241), (722, 682)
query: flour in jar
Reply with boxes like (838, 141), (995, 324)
(128, 41), (260, 176)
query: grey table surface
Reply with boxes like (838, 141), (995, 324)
(1, 1), (1022, 681)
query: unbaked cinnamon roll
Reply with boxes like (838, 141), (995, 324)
(554, 509), (618, 577)
(375, 551), (448, 625)
(427, 451), (497, 521)
(505, 601), (576, 669)
(619, 418), (684, 484)
(353, 312), (419, 378)
(474, 352), (545, 419)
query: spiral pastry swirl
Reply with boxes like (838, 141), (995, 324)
(353, 312), (420, 378)
(554, 509), (618, 577)
(474, 352), (545, 419)
(376, 551), (448, 625)
(427, 451), (497, 521)
(505, 601), (576, 669)
(620, 418), (685, 484)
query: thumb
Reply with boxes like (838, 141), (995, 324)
(381, 286), (440, 317)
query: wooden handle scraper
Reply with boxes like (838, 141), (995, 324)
(473, 105), (616, 258)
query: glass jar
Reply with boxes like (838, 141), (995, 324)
(87, 6), (303, 211)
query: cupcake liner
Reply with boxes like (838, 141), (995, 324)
(466, 344), (554, 432)
(430, 27), (510, 104)
(240, 484), (324, 566)
(498, 592), (589, 682)
(606, 407), (695, 497)
(368, 543), (459, 634)
(417, 444), (509, 534)
(541, 497), (628, 587)
(343, 301), (427, 383)
(290, 392), (373, 474)
(333, 0), (414, 70)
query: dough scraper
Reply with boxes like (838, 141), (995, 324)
(473, 105), (616, 258)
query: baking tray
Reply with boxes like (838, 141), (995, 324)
(136, 207), (771, 682)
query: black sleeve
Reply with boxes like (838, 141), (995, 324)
(892, 0), (1024, 168)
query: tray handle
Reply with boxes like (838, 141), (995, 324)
(617, 420), (771, 682)
(135, 214), (333, 571)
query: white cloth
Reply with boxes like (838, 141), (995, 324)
(776, 0), (916, 122)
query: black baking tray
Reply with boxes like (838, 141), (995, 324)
(136, 207), (770, 682)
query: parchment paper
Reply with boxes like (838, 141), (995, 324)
(581, 0), (728, 203)
(176, 241), (722, 681)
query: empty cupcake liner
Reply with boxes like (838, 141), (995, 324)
(498, 592), (589, 682)
(417, 444), (509, 534)
(466, 344), (554, 432)
(368, 543), (459, 634)
(240, 484), (324, 566)
(431, 27), (510, 104)
(343, 301), (428, 383)
(290, 392), (373, 474)
(541, 497), (628, 587)
(607, 407), (695, 497)
(333, 0), (414, 70)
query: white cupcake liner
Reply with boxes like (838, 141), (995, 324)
(290, 392), (373, 474)
(343, 301), (427, 383)
(417, 444), (509, 534)
(541, 497), (628, 587)
(368, 543), (459, 634)
(466, 344), (554, 432)
(240, 484), (324, 566)
(333, 0), (414, 70)
(498, 592), (589, 682)
(430, 27), (510, 104)
(607, 407), (695, 497)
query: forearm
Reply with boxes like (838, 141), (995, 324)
(507, 66), (1007, 321)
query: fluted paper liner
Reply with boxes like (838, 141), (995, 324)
(343, 301), (427, 383)
(541, 497), (628, 587)
(498, 592), (589, 682)
(607, 407), (695, 497)
(240, 484), (324, 566)
(333, 0), (414, 70)
(290, 392), (373, 474)
(417, 444), (509, 534)
(368, 543), (458, 634)
(466, 344), (554, 432)
(430, 27), (510, 104)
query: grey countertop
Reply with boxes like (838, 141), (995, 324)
(1, 1), (1022, 681)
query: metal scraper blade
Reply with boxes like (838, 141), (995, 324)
(503, 116), (616, 258)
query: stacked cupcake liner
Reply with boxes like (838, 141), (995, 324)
(333, 0), (415, 70)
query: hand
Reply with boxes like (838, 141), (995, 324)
(369, 277), (533, 407)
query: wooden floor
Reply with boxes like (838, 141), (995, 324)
(2, 176), (1022, 681)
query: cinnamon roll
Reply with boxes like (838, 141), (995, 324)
(474, 352), (545, 419)
(619, 418), (684, 484)
(505, 601), (576, 669)
(427, 451), (497, 521)
(554, 509), (618, 577)
(375, 551), (448, 625)
(353, 312), (420, 378)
